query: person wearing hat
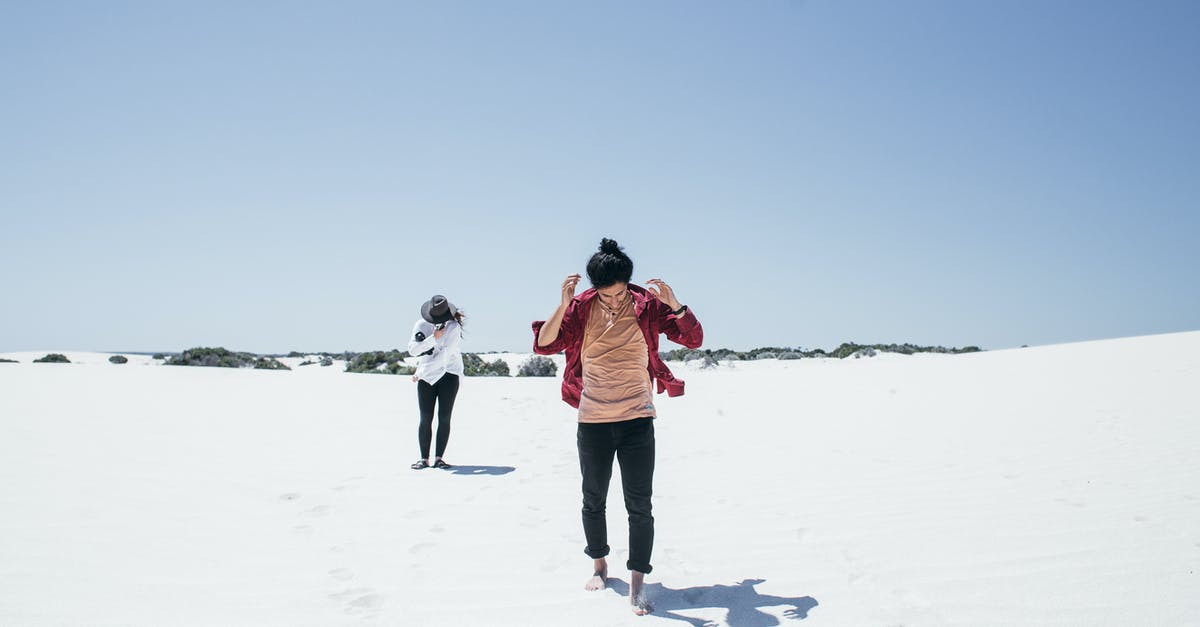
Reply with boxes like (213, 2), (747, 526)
(407, 295), (465, 470)
(531, 238), (703, 616)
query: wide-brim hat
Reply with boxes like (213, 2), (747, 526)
(421, 294), (457, 324)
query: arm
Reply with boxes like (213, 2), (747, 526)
(534, 274), (581, 354)
(660, 304), (704, 348)
(438, 321), (463, 353)
(407, 320), (437, 356)
(647, 279), (703, 349)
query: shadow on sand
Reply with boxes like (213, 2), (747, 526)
(444, 465), (516, 476)
(607, 577), (817, 626)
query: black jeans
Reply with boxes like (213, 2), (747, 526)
(416, 373), (459, 459)
(577, 417), (655, 574)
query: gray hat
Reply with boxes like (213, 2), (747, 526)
(420, 295), (457, 324)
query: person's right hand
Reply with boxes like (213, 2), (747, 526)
(561, 274), (581, 308)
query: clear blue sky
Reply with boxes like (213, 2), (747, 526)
(2, 1), (1197, 354)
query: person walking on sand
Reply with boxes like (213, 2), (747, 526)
(408, 295), (465, 470)
(532, 238), (703, 616)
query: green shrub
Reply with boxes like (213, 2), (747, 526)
(0, 358), (18, 363)
(463, 353), (510, 377)
(34, 353), (70, 363)
(108, 355), (129, 364)
(165, 347), (290, 370)
(517, 355), (557, 377)
(345, 350), (410, 374)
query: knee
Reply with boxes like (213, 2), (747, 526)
(581, 498), (607, 515)
(628, 511), (654, 525)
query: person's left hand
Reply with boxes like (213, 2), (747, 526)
(646, 279), (682, 311)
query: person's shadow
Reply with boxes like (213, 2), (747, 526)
(444, 465), (515, 476)
(607, 577), (817, 626)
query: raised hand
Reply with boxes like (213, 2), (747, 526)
(561, 274), (582, 308)
(645, 279), (682, 311)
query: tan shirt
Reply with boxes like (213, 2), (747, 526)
(577, 295), (657, 424)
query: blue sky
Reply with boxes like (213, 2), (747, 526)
(2, 1), (1197, 353)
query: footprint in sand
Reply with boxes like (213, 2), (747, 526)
(279, 493), (301, 502)
(1133, 515), (1149, 523)
(334, 476), (366, 492)
(1054, 498), (1086, 509)
(409, 542), (437, 555)
(293, 524), (313, 535)
(329, 568), (355, 581)
(345, 592), (384, 614)
(330, 587), (384, 615)
(431, 524), (445, 534)
(300, 505), (332, 518)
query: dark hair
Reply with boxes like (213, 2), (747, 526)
(586, 238), (633, 288)
(453, 310), (465, 327)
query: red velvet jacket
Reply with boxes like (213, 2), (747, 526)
(531, 283), (704, 408)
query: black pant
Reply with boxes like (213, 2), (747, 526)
(416, 373), (459, 459)
(577, 417), (655, 574)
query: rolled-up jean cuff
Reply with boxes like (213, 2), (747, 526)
(585, 545), (610, 559)
(627, 559), (652, 574)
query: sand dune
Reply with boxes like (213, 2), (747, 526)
(1, 332), (1198, 626)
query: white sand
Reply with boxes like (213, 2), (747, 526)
(1, 332), (1198, 626)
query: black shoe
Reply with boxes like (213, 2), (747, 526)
(411, 459), (430, 470)
(433, 459), (452, 469)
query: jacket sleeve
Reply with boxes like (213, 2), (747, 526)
(408, 320), (437, 356)
(439, 321), (463, 353)
(659, 302), (703, 349)
(532, 302), (580, 355)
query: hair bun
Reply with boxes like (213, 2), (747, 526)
(599, 238), (622, 255)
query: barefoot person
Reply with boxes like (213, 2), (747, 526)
(532, 238), (703, 616)
(408, 295), (464, 470)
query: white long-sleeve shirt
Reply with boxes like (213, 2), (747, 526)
(407, 318), (464, 385)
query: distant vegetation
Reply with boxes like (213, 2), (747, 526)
(0, 358), (18, 363)
(108, 355), (128, 364)
(661, 342), (982, 362)
(165, 347), (290, 370)
(33, 353), (70, 363)
(345, 350), (414, 375)
(517, 355), (557, 377)
(464, 353), (510, 376)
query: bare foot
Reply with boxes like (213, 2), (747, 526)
(631, 570), (653, 615)
(584, 558), (607, 591)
